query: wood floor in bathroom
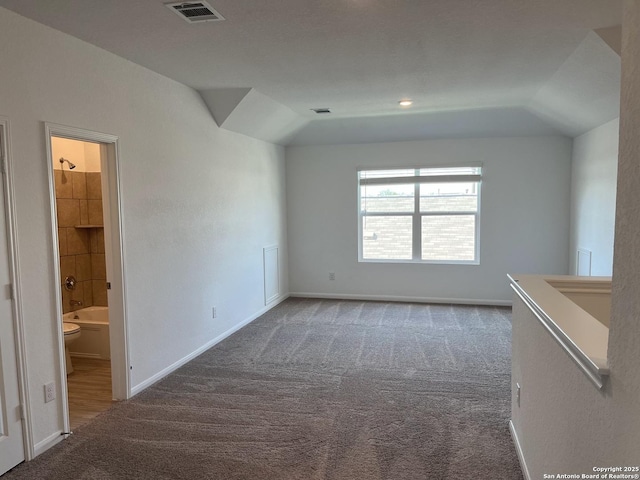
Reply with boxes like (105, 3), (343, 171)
(66, 357), (113, 430)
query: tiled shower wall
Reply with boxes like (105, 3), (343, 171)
(55, 169), (108, 313)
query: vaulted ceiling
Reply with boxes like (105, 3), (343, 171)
(0, 0), (622, 145)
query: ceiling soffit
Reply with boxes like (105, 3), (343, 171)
(200, 30), (621, 146)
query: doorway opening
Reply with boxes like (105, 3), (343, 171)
(45, 124), (129, 433)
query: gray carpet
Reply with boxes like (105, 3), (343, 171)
(6, 298), (523, 479)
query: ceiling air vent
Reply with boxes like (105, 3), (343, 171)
(165, 2), (225, 23)
(312, 108), (331, 114)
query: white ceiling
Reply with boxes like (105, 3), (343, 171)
(0, 0), (623, 145)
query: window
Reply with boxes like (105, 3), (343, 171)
(358, 166), (481, 264)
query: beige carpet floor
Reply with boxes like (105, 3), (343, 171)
(6, 298), (523, 479)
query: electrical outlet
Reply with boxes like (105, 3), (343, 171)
(44, 382), (56, 403)
(329, 272), (335, 281)
(212, 306), (217, 319)
(516, 383), (521, 407)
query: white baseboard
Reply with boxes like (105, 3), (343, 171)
(509, 420), (531, 480)
(34, 430), (65, 457)
(289, 292), (511, 307)
(130, 294), (290, 396)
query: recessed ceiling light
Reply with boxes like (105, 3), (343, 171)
(399, 100), (413, 107)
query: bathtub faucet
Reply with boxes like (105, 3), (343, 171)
(70, 299), (83, 307)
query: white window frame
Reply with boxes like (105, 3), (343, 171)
(357, 165), (482, 265)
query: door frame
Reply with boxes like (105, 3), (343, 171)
(0, 117), (32, 460)
(44, 123), (130, 434)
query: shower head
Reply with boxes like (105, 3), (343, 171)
(59, 157), (76, 170)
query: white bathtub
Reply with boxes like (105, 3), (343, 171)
(63, 306), (110, 360)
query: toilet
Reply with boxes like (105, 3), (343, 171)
(63, 322), (81, 374)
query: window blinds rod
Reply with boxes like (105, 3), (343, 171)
(360, 174), (482, 186)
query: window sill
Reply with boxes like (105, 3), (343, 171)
(358, 258), (480, 266)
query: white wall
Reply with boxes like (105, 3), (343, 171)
(0, 7), (288, 450)
(510, 2), (640, 474)
(609, 0), (640, 461)
(569, 118), (619, 275)
(286, 136), (572, 304)
(511, 294), (630, 477)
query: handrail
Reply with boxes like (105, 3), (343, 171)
(509, 276), (609, 390)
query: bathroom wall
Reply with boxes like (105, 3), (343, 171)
(53, 137), (107, 313)
(52, 137), (101, 172)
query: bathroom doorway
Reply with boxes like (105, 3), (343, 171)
(45, 124), (129, 433)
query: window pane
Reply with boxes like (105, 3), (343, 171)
(420, 182), (478, 212)
(360, 184), (414, 213)
(362, 216), (412, 260)
(422, 215), (476, 261)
